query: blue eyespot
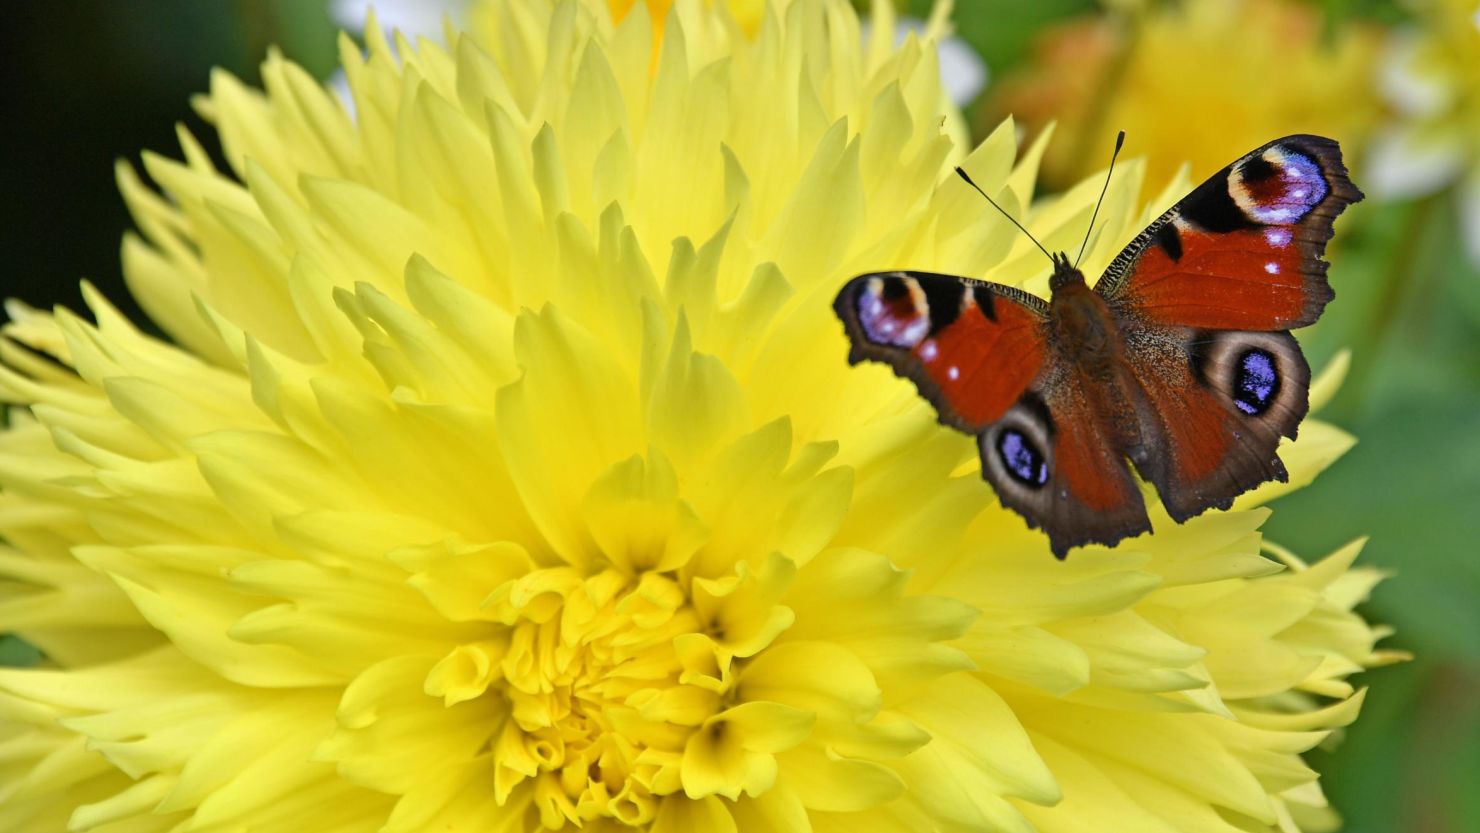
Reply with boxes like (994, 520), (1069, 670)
(1233, 349), (1279, 415)
(998, 429), (1049, 487)
(1237, 148), (1327, 224)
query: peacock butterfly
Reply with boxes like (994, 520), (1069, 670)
(834, 134), (1363, 558)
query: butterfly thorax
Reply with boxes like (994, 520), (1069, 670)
(1046, 264), (1150, 461)
(1047, 262), (1122, 380)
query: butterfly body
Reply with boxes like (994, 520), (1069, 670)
(1046, 263), (1122, 377)
(835, 135), (1362, 558)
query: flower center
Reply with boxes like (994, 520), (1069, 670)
(489, 568), (720, 828)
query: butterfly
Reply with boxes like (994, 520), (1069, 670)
(834, 134), (1363, 558)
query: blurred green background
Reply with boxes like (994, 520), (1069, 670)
(1, 1), (1476, 831)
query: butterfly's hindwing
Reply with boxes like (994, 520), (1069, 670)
(981, 382), (1152, 558)
(1122, 327), (1310, 522)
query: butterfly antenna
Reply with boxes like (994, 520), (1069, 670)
(1074, 130), (1126, 268)
(953, 166), (1055, 268)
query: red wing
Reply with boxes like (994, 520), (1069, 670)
(1122, 326), (1311, 522)
(1096, 135), (1363, 331)
(834, 271), (1049, 432)
(977, 379), (1151, 559)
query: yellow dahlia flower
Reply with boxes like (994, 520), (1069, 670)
(1367, 0), (1480, 263)
(0, 1), (1395, 831)
(992, 0), (1384, 191)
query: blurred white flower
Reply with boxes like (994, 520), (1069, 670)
(862, 16), (988, 106)
(330, 0), (468, 38)
(327, 0), (470, 117)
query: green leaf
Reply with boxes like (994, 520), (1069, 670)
(0, 635), (42, 668)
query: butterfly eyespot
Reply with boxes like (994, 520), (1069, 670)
(1232, 348), (1280, 416)
(856, 275), (931, 348)
(1231, 147), (1328, 225)
(997, 429), (1050, 488)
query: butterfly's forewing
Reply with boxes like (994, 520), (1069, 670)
(1099, 135), (1360, 521)
(1095, 134), (1362, 330)
(833, 272), (1049, 432)
(835, 271), (1151, 557)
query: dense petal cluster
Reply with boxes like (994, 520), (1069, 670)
(0, 1), (1394, 831)
(991, 0), (1383, 190)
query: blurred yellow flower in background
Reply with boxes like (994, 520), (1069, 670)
(1366, 0), (1480, 262)
(607, 0), (766, 33)
(992, 0), (1384, 192)
(0, 0), (1396, 831)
